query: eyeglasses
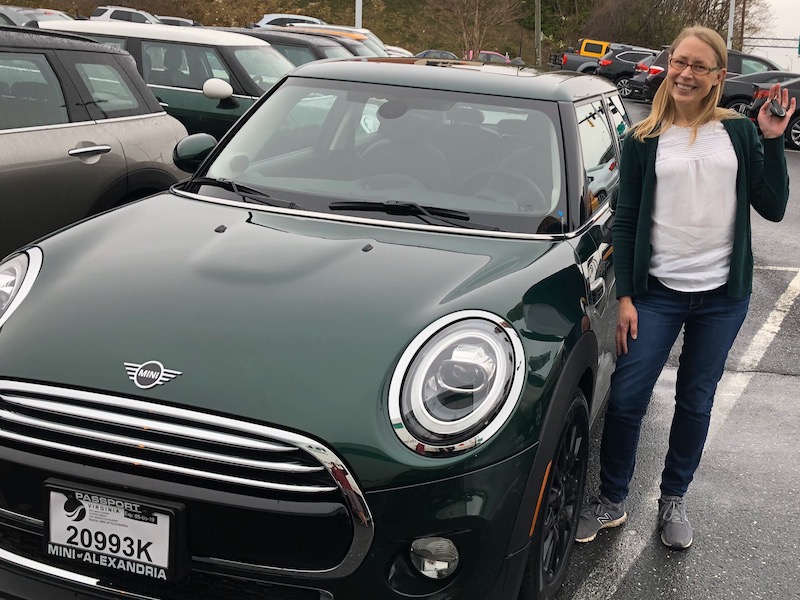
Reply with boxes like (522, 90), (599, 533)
(668, 57), (720, 75)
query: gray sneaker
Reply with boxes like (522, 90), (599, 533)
(658, 495), (693, 549)
(575, 494), (627, 543)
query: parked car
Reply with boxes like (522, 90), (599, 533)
(0, 5), (30, 26)
(256, 13), (326, 27)
(0, 26), (187, 259)
(627, 54), (656, 100)
(595, 45), (658, 98)
(745, 75), (800, 151)
(221, 26), (352, 65)
(0, 58), (628, 600)
(281, 26), (378, 57)
(643, 47), (782, 101)
(416, 48), (458, 59)
(16, 7), (75, 22)
(384, 44), (414, 57)
(39, 20), (295, 139)
(285, 23), (390, 57)
(466, 49), (511, 62)
(156, 15), (203, 27)
(89, 5), (161, 24)
(720, 70), (800, 113)
(548, 38), (611, 73)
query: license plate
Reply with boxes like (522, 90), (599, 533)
(44, 480), (186, 581)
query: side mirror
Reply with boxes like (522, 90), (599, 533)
(202, 78), (239, 109)
(173, 133), (217, 173)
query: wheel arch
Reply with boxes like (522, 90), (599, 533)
(506, 330), (598, 556)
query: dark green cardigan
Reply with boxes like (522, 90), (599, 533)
(613, 116), (790, 299)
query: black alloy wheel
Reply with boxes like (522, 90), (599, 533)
(787, 114), (800, 151)
(519, 389), (590, 599)
(725, 98), (751, 114)
(615, 77), (632, 98)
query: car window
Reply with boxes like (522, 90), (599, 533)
(584, 42), (604, 54)
(90, 7), (106, 17)
(231, 46), (294, 92)
(204, 78), (566, 234)
(110, 10), (131, 21)
(143, 42), (222, 90)
(74, 59), (140, 116)
(576, 100), (619, 222)
(271, 43), (317, 66)
(129, 12), (148, 23)
(740, 57), (771, 75)
(321, 46), (351, 59)
(0, 52), (68, 130)
(606, 95), (629, 141)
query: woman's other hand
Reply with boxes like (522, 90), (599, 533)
(616, 296), (638, 356)
(757, 83), (796, 139)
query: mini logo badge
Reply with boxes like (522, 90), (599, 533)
(124, 361), (182, 389)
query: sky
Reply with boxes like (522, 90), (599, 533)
(748, 0), (799, 70)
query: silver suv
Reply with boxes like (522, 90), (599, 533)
(90, 5), (161, 24)
(0, 27), (187, 258)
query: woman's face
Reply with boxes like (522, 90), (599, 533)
(667, 35), (726, 112)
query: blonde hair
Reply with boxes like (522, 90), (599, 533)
(633, 26), (740, 142)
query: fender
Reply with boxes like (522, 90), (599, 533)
(87, 168), (182, 216)
(506, 329), (598, 554)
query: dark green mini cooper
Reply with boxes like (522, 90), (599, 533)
(0, 59), (628, 599)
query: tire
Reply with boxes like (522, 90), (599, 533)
(615, 77), (632, 98)
(786, 114), (800, 152)
(518, 388), (590, 600)
(724, 98), (750, 114)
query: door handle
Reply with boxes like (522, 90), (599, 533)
(68, 145), (112, 157)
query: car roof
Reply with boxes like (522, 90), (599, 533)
(285, 26), (368, 41)
(289, 58), (618, 101)
(223, 26), (343, 47)
(0, 24), (127, 53)
(38, 19), (270, 46)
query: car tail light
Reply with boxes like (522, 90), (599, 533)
(598, 59), (612, 67)
(561, 54), (567, 66)
(752, 86), (770, 100)
(648, 65), (664, 75)
(634, 62), (648, 72)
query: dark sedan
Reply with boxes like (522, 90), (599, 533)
(720, 70), (800, 113)
(218, 26), (353, 65)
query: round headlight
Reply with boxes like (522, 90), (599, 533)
(389, 311), (524, 455)
(0, 249), (43, 329)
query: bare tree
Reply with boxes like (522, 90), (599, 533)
(429, 0), (523, 59)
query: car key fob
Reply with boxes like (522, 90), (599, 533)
(769, 99), (786, 118)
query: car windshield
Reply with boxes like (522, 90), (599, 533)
(202, 77), (565, 234)
(232, 46), (294, 92)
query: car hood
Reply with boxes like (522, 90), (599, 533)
(0, 194), (579, 489)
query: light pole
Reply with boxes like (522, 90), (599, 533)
(726, 0), (735, 49)
(355, 0), (362, 28)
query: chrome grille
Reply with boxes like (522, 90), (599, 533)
(0, 380), (338, 493)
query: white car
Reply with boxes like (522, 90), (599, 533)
(256, 13), (326, 27)
(90, 5), (161, 24)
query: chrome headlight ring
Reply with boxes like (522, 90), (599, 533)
(0, 248), (43, 329)
(389, 310), (525, 456)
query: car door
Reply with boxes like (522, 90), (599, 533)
(139, 40), (250, 139)
(568, 95), (626, 419)
(0, 48), (126, 258)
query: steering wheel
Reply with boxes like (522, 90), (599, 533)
(460, 168), (548, 212)
(356, 173), (424, 192)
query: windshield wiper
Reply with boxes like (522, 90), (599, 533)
(188, 177), (304, 210)
(328, 201), (499, 231)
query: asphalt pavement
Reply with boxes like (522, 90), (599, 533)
(557, 100), (800, 600)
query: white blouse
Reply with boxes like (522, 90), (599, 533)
(650, 121), (738, 292)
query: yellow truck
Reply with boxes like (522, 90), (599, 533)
(549, 38), (612, 73)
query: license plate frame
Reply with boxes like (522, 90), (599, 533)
(43, 478), (187, 581)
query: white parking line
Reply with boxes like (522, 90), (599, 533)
(571, 267), (800, 600)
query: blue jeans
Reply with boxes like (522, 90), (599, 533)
(599, 277), (750, 503)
